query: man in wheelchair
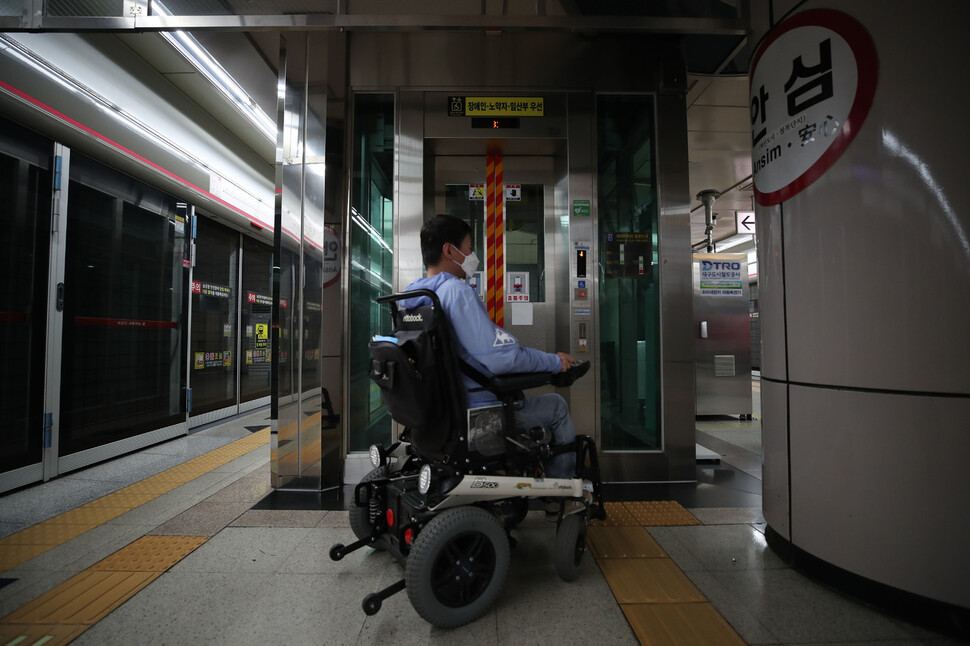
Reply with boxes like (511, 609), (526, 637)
(407, 215), (581, 479)
(329, 214), (606, 628)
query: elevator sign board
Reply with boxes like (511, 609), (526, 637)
(749, 9), (878, 206)
(699, 260), (744, 297)
(449, 96), (544, 117)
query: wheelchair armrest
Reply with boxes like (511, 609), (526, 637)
(485, 371), (553, 394)
(485, 360), (590, 393)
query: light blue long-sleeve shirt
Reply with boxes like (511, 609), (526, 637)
(401, 272), (561, 405)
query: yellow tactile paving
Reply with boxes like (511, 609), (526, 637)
(623, 500), (701, 526)
(90, 536), (207, 572)
(591, 501), (640, 527)
(0, 429), (270, 573)
(587, 526), (667, 560)
(0, 622), (88, 646)
(41, 506), (128, 525)
(599, 556), (707, 604)
(622, 602), (746, 646)
(114, 478), (182, 496)
(0, 428), (271, 644)
(82, 492), (157, 509)
(0, 545), (50, 571)
(3, 570), (159, 625)
(0, 523), (97, 546)
(147, 466), (202, 482)
(588, 501), (746, 644)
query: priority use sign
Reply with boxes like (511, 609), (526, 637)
(749, 9), (878, 205)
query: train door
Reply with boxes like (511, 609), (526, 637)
(0, 119), (52, 492)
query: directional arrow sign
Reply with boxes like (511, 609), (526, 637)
(736, 211), (756, 235)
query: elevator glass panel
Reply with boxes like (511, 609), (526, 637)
(61, 154), (185, 455)
(596, 95), (661, 451)
(0, 121), (51, 473)
(443, 182), (546, 302)
(443, 183), (484, 261)
(348, 94), (394, 452)
(502, 184), (545, 302)
(241, 236), (273, 402)
(191, 218), (238, 416)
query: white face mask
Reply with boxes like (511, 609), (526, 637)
(452, 246), (480, 278)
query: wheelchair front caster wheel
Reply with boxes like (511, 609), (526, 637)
(329, 544), (345, 561)
(554, 513), (588, 582)
(363, 593), (382, 615)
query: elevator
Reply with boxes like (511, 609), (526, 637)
(340, 61), (697, 483)
(254, 29), (697, 485)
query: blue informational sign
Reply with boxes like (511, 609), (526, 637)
(699, 260), (743, 296)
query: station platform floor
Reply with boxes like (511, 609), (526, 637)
(0, 375), (964, 645)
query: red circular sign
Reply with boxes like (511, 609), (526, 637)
(323, 225), (341, 289)
(750, 9), (879, 206)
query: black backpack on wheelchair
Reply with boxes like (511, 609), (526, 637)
(330, 289), (605, 628)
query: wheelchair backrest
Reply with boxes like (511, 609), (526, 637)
(368, 290), (467, 455)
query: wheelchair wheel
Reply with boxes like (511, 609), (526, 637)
(554, 512), (588, 582)
(349, 466), (387, 546)
(405, 506), (510, 628)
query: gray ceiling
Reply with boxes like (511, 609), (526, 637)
(116, 27), (753, 252)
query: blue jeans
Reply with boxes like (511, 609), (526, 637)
(515, 393), (577, 478)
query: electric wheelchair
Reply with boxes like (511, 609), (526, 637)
(329, 289), (606, 628)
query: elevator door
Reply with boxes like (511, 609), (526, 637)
(431, 147), (565, 359)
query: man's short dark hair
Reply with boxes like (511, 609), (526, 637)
(420, 215), (471, 267)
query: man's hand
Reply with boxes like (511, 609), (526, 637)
(556, 351), (578, 373)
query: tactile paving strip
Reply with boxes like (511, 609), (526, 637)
(623, 500), (701, 527)
(113, 479), (182, 496)
(588, 500), (746, 645)
(42, 507), (129, 526)
(0, 427), (270, 572)
(81, 492), (157, 509)
(91, 536), (207, 572)
(0, 523), (97, 546)
(587, 526), (667, 559)
(0, 546), (50, 572)
(622, 602), (747, 646)
(0, 622), (88, 646)
(3, 570), (159, 625)
(0, 430), (271, 645)
(591, 502), (640, 526)
(598, 557), (707, 604)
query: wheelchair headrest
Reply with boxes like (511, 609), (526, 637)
(393, 304), (436, 332)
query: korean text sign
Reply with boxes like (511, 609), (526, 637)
(750, 9), (878, 205)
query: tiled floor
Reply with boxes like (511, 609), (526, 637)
(0, 386), (966, 645)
